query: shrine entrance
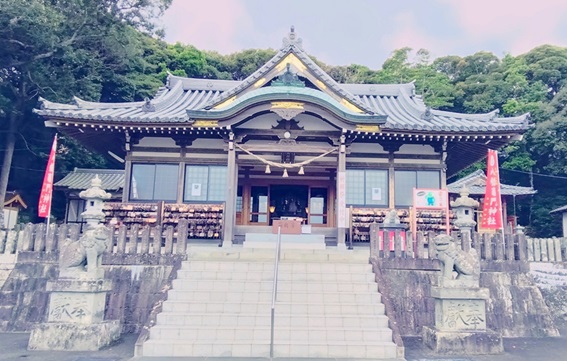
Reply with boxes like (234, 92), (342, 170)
(240, 182), (332, 227)
(269, 185), (308, 225)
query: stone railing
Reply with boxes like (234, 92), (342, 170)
(0, 220), (204, 256)
(526, 237), (566, 262)
(369, 224), (531, 262)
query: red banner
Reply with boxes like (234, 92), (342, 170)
(38, 135), (57, 218)
(480, 149), (503, 230)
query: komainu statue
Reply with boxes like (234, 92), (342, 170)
(59, 224), (109, 274)
(433, 234), (480, 282)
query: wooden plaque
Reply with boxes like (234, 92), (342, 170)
(272, 219), (302, 234)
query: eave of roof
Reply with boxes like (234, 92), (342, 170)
(55, 168), (125, 191)
(4, 191), (27, 209)
(447, 169), (536, 196)
(550, 205), (567, 214)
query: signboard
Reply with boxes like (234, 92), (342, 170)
(272, 219), (302, 234)
(371, 187), (382, 201)
(412, 188), (450, 240)
(413, 189), (447, 209)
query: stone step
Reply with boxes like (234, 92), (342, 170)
(186, 246), (371, 263)
(166, 289), (382, 303)
(162, 300), (385, 315)
(155, 312), (390, 328)
(170, 279), (378, 292)
(142, 339), (397, 358)
(176, 269), (376, 282)
(149, 325), (393, 342)
(181, 260), (372, 273)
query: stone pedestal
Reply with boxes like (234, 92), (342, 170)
(423, 286), (503, 355)
(28, 276), (121, 351)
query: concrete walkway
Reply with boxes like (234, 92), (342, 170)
(1, 328), (567, 361)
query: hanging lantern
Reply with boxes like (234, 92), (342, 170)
(282, 168), (289, 178)
(298, 166), (305, 175)
(265, 164), (271, 174)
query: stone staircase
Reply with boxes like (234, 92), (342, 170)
(141, 245), (401, 359)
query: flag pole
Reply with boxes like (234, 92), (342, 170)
(496, 151), (506, 241)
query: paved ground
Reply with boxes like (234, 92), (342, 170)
(1, 326), (567, 361)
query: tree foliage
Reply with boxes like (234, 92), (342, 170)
(0, 0), (172, 224)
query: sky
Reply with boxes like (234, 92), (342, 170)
(160, 0), (567, 69)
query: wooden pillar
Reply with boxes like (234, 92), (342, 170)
(177, 146), (186, 204)
(440, 140), (447, 187)
(388, 151), (395, 209)
(336, 136), (347, 249)
(223, 134), (237, 247)
(122, 157), (132, 203)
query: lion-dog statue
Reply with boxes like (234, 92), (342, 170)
(59, 224), (109, 274)
(433, 234), (480, 282)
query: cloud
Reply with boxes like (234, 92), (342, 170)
(382, 12), (452, 62)
(161, 1), (253, 53)
(440, 0), (567, 54)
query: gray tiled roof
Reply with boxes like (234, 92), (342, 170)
(55, 168), (124, 191)
(36, 79), (530, 133)
(447, 170), (536, 196)
(35, 29), (530, 134)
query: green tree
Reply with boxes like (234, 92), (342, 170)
(0, 0), (171, 226)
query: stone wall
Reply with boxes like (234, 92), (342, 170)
(0, 251), (184, 333)
(530, 262), (567, 327)
(373, 258), (559, 338)
(0, 252), (57, 331)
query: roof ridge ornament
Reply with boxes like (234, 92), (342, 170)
(142, 97), (155, 112)
(421, 106), (432, 120)
(271, 63), (305, 87)
(282, 25), (303, 50)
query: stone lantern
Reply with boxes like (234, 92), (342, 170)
(450, 186), (479, 240)
(80, 175), (111, 228)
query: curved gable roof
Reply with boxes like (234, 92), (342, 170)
(203, 27), (374, 115)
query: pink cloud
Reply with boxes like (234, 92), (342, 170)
(382, 12), (452, 62)
(161, 1), (253, 53)
(440, 0), (567, 54)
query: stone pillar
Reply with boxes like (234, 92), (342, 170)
(223, 133), (237, 247)
(336, 135), (347, 250)
(450, 186), (480, 242)
(423, 234), (503, 355)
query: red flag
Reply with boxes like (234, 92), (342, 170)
(38, 134), (57, 218)
(480, 149), (503, 230)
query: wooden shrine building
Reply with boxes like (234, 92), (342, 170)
(36, 28), (530, 247)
